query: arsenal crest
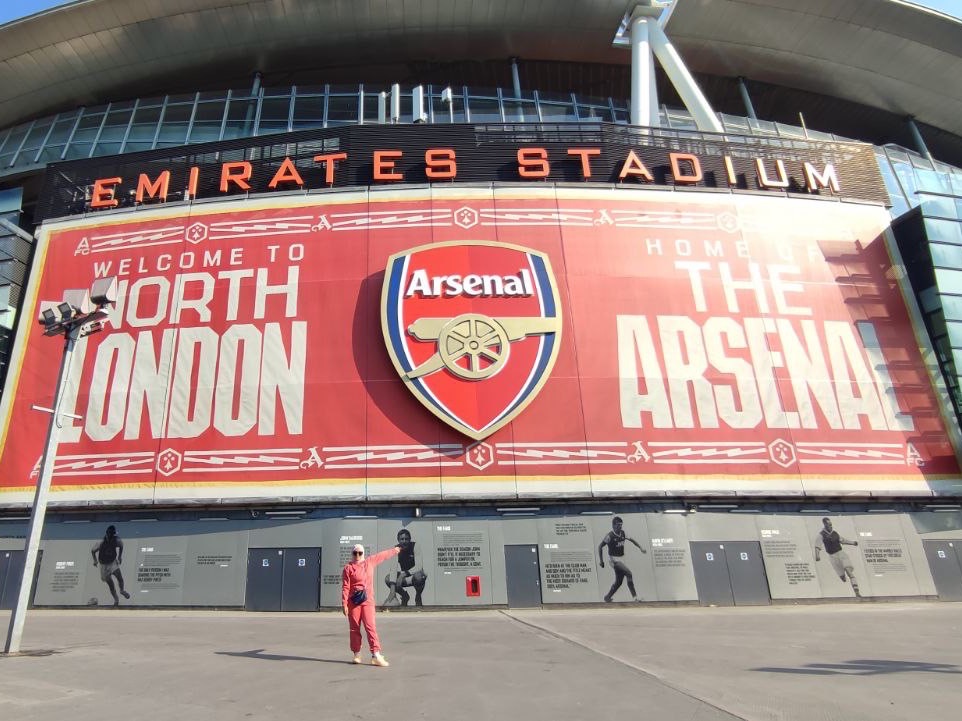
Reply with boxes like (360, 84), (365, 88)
(382, 241), (562, 439)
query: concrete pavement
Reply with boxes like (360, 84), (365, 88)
(1, 602), (960, 721)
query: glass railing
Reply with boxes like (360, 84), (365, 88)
(3, 82), (962, 220)
(0, 82), (892, 179)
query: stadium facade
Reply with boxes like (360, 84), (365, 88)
(1, 0), (962, 611)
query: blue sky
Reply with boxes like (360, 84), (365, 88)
(0, 0), (960, 25)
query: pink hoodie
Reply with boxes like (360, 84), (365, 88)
(341, 547), (400, 607)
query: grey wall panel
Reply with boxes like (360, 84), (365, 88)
(687, 512), (760, 541)
(589, 513), (657, 603)
(33, 540), (92, 606)
(899, 514), (937, 596)
(320, 518), (377, 607)
(432, 520), (492, 605)
(538, 516), (602, 604)
(806, 515), (866, 599)
(756, 515), (821, 600)
(376, 520), (436, 608)
(0, 523), (26, 550)
(646, 514), (698, 602)
(181, 531), (248, 606)
(502, 517), (539, 545)
(851, 514), (923, 597)
(487, 521), (508, 605)
(129, 535), (189, 605)
(909, 511), (962, 536)
(248, 518), (323, 547)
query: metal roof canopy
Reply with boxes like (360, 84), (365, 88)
(0, 0), (960, 142)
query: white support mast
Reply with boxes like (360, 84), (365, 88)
(614, 1), (724, 133)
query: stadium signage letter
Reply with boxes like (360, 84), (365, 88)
(86, 148), (841, 210)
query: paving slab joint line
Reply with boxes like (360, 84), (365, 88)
(498, 610), (748, 721)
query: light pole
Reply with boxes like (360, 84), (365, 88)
(3, 276), (117, 655)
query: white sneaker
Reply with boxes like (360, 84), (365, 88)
(352, 653), (362, 664)
(371, 652), (390, 667)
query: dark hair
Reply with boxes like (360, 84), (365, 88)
(397, 528), (411, 540)
(106, 525), (117, 537)
(612, 516), (623, 524)
(822, 517), (831, 524)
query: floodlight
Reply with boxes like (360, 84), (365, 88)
(61, 288), (93, 315)
(90, 276), (118, 306)
(38, 301), (59, 325)
(56, 301), (73, 320)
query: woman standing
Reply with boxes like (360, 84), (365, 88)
(342, 542), (400, 666)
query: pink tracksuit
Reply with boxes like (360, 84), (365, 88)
(341, 547), (400, 654)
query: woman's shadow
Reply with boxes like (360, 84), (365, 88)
(215, 648), (355, 665)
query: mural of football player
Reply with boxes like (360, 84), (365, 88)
(814, 517), (862, 597)
(598, 516), (647, 602)
(384, 528), (427, 607)
(91, 525), (131, 606)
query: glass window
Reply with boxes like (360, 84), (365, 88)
(363, 93), (383, 123)
(188, 101), (226, 143)
(935, 268), (962, 293)
(919, 286), (940, 313)
(951, 173), (962, 196)
(0, 126), (29, 165)
(61, 143), (93, 160)
(502, 99), (535, 122)
(188, 123), (222, 144)
(93, 142), (122, 157)
(131, 105), (162, 126)
(946, 320), (962, 347)
(258, 97), (290, 134)
(292, 95), (325, 129)
(430, 95), (465, 123)
(916, 167), (951, 194)
(576, 104), (611, 122)
(17, 120), (52, 157)
(69, 112), (104, 143)
(538, 102), (577, 122)
(156, 122), (188, 145)
(467, 97), (502, 123)
(45, 113), (80, 145)
(327, 95), (358, 127)
(122, 142), (154, 153)
(925, 218), (962, 245)
(892, 160), (919, 207)
(940, 295), (962, 321)
(36, 146), (66, 164)
(162, 104), (192, 123)
(193, 101), (225, 123)
(930, 243), (962, 268)
(775, 122), (806, 138)
(126, 124), (158, 142)
(224, 98), (258, 139)
(920, 194), (959, 218)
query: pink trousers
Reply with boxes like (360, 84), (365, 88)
(347, 602), (381, 654)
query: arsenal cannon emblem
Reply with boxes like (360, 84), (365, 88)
(382, 241), (562, 439)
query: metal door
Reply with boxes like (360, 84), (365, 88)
(923, 540), (962, 601)
(0, 550), (25, 610)
(724, 541), (771, 606)
(690, 542), (735, 606)
(245, 548), (283, 611)
(504, 545), (541, 607)
(281, 547), (321, 611)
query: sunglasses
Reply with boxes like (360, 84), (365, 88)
(352, 550), (364, 555)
